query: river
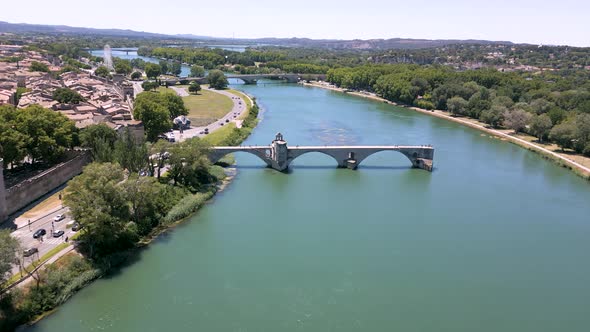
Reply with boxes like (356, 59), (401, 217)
(24, 82), (590, 332)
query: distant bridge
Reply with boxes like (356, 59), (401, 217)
(209, 133), (434, 172)
(164, 73), (326, 86)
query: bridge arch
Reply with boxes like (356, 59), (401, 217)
(287, 150), (345, 168)
(209, 148), (272, 167)
(354, 149), (417, 168)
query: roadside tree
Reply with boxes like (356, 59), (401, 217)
(134, 92), (172, 141)
(207, 70), (228, 90)
(0, 230), (20, 290)
(145, 63), (162, 79)
(188, 82), (201, 94)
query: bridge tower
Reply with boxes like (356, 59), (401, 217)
(271, 133), (289, 171)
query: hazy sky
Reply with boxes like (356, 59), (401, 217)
(2, 0), (589, 46)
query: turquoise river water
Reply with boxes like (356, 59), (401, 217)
(24, 82), (590, 332)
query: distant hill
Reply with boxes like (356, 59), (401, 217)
(0, 21), (172, 38)
(0, 21), (516, 49)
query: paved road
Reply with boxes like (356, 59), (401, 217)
(169, 87), (250, 142)
(10, 207), (78, 275)
(170, 86), (189, 97)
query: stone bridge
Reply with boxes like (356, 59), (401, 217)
(208, 133), (434, 172)
(164, 73), (326, 86)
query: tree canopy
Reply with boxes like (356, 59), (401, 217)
(0, 105), (78, 167)
(52, 88), (84, 104)
(207, 70), (228, 90)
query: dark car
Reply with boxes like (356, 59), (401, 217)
(72, 222), (82, 231)
(23, 248), (38, 257)
(53, 230), (65, 238)
(33, 229), (46, 239)
(225, 119), (229, 123)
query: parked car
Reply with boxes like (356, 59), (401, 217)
(53, 230), (65, 237)
(72, 222), (82, 231)
(23, 248), (38, 257)
(220, 122), (224, 126)
(53, 214), (65, 222)
(33, 229), (46, 239)
(225, 119), (229, 123)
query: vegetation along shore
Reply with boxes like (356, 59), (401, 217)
(0, 87), (260, 330)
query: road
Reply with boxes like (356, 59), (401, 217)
(10, 207), (78, 276)
(170, 87), (250, 142)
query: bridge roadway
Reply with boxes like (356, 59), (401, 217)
(209, 135), (434, 172)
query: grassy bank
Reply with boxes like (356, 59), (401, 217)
(303, 82), (590, 180)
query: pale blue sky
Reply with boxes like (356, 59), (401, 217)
(2, 0), (588, 46)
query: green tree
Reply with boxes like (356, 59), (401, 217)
(529, 114), (553, 142)
(114, 59), (132, 75)
(52, 88), (84, 104)
(207, 70), (228, 90)
(168, 138), (213, 191)
(133, 93), (172, 141)
(113, 128), (148, 173)
(169, 62), (182, 76)
(131, 71), (142, 80)
(141, 81), (159, 91)
(145, 63), (161, 79)
(0, 229), (20, 290)
(159, 61), (169, 75)
(503, 108), (532, 133)
(446, 96), (468, 116)
(29, 61), (49, 73)
(63, 163), (135, 258)
(15, 105), (77, 164)
(549, 121), (577, 151)
(80, 123), (118, 162)
(121, 175), (170, 235)
(0, 105), (29, 168)
(480, 105), (506, 128)
(160, 90), (188, 119)
(94, 66), (111, 78)
(190, 65), (205, 78)
(188, 81), (201, 94)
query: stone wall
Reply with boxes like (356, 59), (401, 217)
(2, 152), (91, 220)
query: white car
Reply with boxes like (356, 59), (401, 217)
(53, 214), (66, 222)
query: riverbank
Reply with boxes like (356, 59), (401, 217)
(2, 90), (261, 332)
(301, 81), (590, 180)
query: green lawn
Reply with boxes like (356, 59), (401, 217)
(182, 90), (233, 126)
(203, 122), (236, 145)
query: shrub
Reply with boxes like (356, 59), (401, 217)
(163, 191), (214, 224)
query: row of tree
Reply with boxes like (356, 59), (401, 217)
(326, 64), (590, 155)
